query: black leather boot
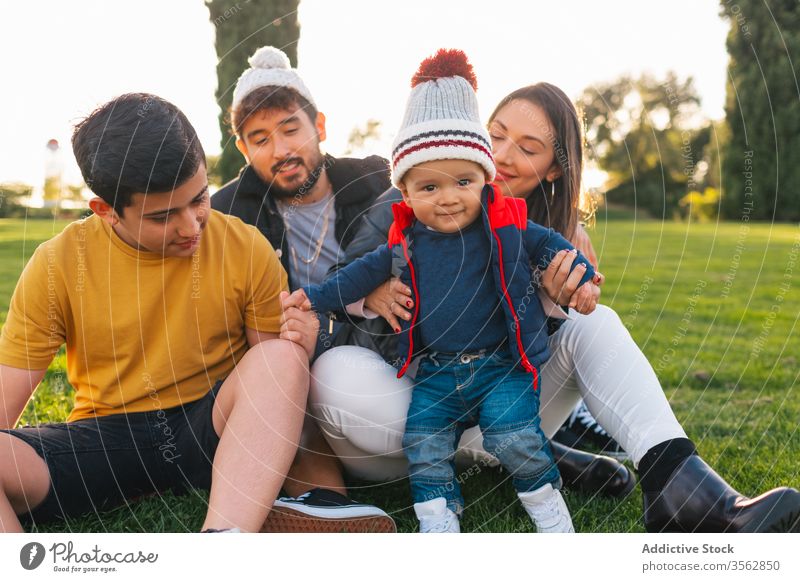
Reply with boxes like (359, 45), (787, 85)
(643, 455), (800, 532)
(551, 439), (636, 498)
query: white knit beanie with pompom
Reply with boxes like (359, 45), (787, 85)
(232, 46), (316, 110)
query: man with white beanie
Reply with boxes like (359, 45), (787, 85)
(212, 46), (396, 532)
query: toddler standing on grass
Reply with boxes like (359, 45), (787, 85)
(297, 50), (598, 533)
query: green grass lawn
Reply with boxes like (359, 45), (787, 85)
(1, 215), (799, 533)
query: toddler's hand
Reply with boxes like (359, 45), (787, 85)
(280, 289), (318, 359)
(568, 282), (600, 315)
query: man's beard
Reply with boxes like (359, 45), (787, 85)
(265, 152), (326, 201)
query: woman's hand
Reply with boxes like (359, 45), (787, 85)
(280, 289), (319, 359)
(572, 223), (599, 270)
(541, 249), (605, 307)
(364, 277), (413, 333)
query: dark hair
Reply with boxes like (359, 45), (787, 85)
(72, 93), (206, 217)
(230, 85), (318, 136)
(489, 83), (583, 240)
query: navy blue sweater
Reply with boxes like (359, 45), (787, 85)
(305, 184), (595, 382)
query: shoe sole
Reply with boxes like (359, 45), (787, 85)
(262, 507), (397, 533)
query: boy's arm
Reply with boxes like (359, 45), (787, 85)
(0, 365), (47, 429)
(305, 244), (395, 315)
(244, 227), (289, 336)
(0, 245), (65, 426)
(523, 220), (596, 290)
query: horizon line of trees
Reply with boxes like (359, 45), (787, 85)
(5, 1), (798, 223)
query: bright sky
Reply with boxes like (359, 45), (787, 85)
(0, 0), (730, 187)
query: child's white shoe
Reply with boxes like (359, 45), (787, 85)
(518, 483), (575, 533)
(413, 497), (460, 533)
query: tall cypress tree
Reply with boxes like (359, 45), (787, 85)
(206, 0), (300, 184)
(721, 0), (800, 221)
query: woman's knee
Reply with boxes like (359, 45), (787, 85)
(561, 303), (629, 352)
(310, 346), (412, 419)
(308, 346), (411, 454)
(583, 303), (624, 330)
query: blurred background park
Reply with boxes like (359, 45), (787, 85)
(0, 0), (798, 532)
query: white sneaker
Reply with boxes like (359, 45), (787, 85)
(518, 484), (575, 533)
(413, 498), (460, 533)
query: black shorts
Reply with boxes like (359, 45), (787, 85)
(0, 380), (223, 525)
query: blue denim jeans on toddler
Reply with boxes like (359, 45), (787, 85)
(402, 347), (561, 515)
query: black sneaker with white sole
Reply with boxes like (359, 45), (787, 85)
(262, 488), (396, 533)
(553, 401), (629, 461)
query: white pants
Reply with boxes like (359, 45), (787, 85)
(309, 304), (686, 482)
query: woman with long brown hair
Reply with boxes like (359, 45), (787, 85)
(306, 83), (800, 532)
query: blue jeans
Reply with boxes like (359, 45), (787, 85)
(402, 349), (561, 515)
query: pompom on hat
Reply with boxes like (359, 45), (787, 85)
(232, 46), (316, 110)
(391, 49), (495, 187)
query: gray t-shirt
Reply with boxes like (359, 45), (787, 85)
(277, 191), (343, 288)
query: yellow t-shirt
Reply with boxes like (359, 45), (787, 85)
(0, 210), (288, 421)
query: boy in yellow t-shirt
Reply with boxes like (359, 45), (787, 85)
(0, 93), (318, 533)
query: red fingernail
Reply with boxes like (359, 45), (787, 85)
(395, 327), (401, 333)
(406, 301), (412, 307)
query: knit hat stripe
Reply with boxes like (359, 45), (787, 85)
(393, 139), (493, 170)
(392, 129), (490, 158)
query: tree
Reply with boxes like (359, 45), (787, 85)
(720, 0), (800, 221)
(0, 182), (31, 218)
(206, 0), (300, 184)
(578, 72), (710, 218)
(344, 119), (382, 156)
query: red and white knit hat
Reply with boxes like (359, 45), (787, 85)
(391, 49), (495, 187)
